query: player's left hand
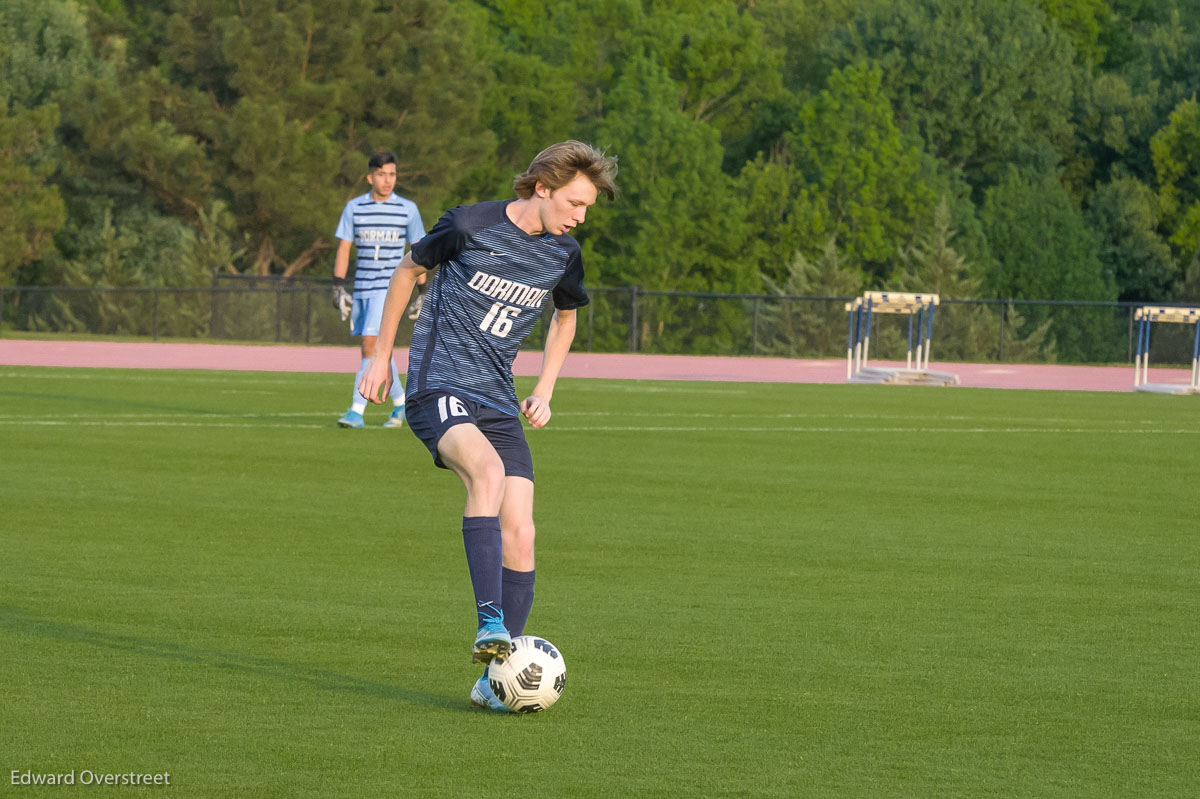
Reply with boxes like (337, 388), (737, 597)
(331, 279), (352, 321)
(520, 395), (551, 429)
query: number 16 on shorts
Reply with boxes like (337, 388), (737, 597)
(438, 395), (470, 423)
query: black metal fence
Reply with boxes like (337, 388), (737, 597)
(2, 276), (1198, 366)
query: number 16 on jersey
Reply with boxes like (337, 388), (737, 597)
(480, 302), (521, 338)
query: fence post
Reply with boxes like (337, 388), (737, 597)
(586, 300), (594, 352)
(752, 297), (760, 355)
(275, 281), (283, 342)
(999, 301), (1008, 361)
(306, 286), (312, 344)
(629, 285), (639, 352)
(152, 289), (159, 341)
(211, 276), (220, 339)
(1127, 306), (1134, 363)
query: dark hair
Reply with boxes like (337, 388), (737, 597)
(368, 151), (398, 171)
(513, 141), (618, 201)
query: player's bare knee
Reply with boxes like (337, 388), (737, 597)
(503, 523), (536, 570)
(503, 520), (536, 552)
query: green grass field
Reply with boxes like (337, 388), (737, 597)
(2, 366), (1197, 797)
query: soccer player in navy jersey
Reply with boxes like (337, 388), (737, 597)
(332, 151), (426, 429)
(358, 141), (617, 711)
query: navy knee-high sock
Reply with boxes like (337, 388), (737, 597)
(462, 516), (504, 628)
(501, 568), (536, 637)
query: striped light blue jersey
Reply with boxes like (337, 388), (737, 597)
(408, 200), (589, 416)
(335, 192), (425, 295)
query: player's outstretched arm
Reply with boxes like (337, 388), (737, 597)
(359, 253), (426, 404)
(521, 308), (577, 429)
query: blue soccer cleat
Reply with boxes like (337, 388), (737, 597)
(472, 607), (512, 664)
(336, 410), (364, 429)
(382, 405), (405, 428)
(470, 672), (511, 712)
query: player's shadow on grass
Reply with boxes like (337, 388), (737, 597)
(0, 604), (468, 713)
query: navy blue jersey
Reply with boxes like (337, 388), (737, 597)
(407, 200), (589, 415)
(335, 192), (425, 294)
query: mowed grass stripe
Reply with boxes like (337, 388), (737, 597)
(2, 418), (1196, 435)
(1, 366), (1196, 798)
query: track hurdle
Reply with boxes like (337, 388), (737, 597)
(1133, 306), (1200, 394)
(845, 291), (959, 385)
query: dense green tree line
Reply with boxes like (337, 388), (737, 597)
(3, 0), (1200, 358)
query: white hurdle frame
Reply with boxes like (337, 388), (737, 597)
(845, 292), (955, 384)
(1133, 306), (1200, 394)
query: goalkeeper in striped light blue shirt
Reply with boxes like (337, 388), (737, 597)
(331, 151), (426, 428)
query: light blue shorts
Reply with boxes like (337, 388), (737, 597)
(350, 291), (387, 337)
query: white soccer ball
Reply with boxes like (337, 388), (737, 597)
(488, 635), (567, 713)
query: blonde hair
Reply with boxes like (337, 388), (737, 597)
(513, 140), (618, 201)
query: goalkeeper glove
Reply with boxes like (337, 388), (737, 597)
(332, 276), (352, 321)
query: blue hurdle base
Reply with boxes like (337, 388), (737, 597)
(848, 367), (960, 386)
(1133, 383), (1199, 395)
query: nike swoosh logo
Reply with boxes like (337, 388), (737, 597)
(488, 251), (506, 257)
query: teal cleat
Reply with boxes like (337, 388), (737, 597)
(382, 405), (405, 428)
(336, 410), (364, 429)
(470, 672), (511, 712)
(472, 607), (512, 664)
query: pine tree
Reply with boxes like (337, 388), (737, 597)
(757, 238), (863, 358)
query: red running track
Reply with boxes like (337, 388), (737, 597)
(0, 338), (1193, 393)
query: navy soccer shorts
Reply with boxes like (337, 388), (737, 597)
(405, 389), (534, 481)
